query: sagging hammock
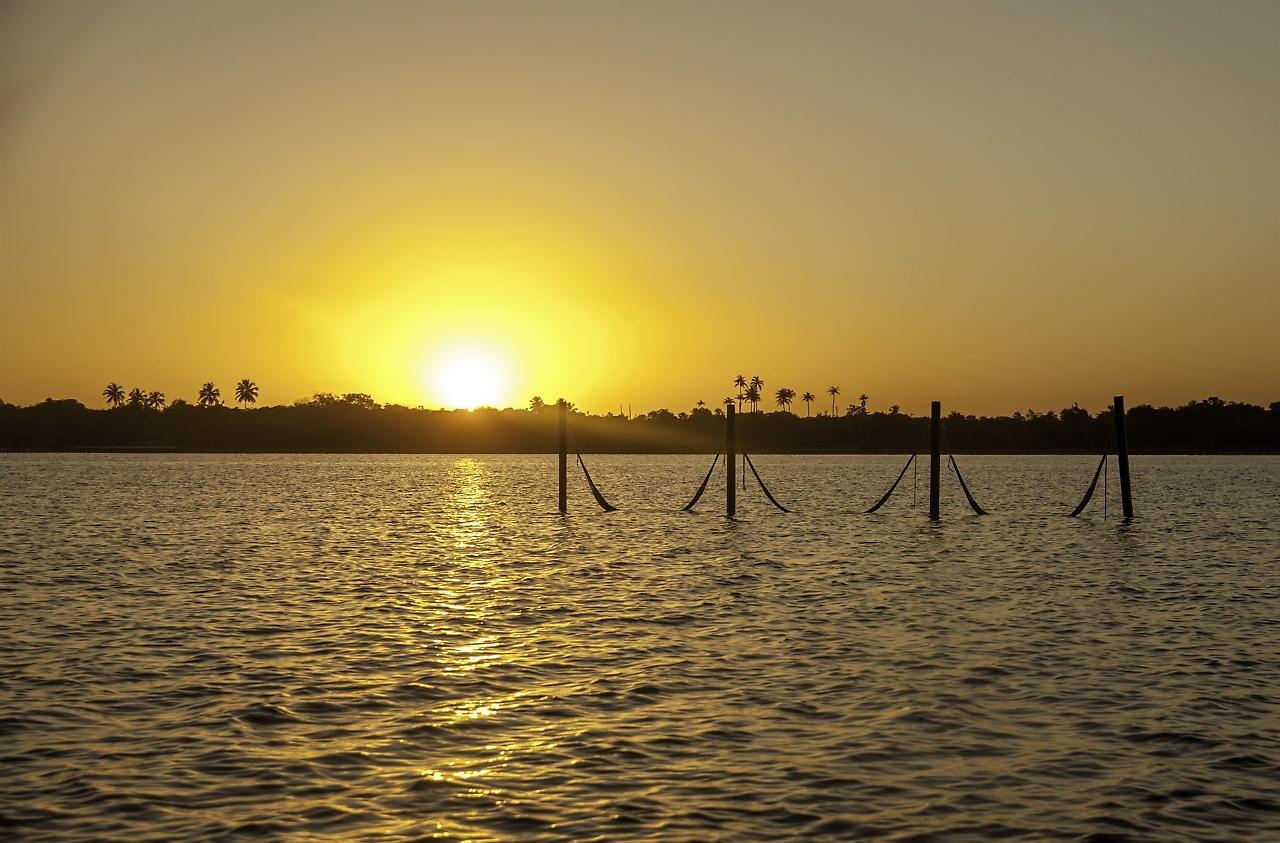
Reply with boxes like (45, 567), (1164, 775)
(569, 433), (618, 512)
(866, 453), (916, 513)
(948, 454), (987, 515)
(941, 430), (987, 515)
(680, 451), (791, 513)
(681, 452), (720, 511)
(1068, 454), (1107, 517)
(744, 452), (791, 513)
(866, 428), (987, 515)
(1068, 431), (1112, 517)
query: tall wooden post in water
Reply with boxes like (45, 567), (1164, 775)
(557, 399), (568, 515)
(726, 404), (736, 518)
(929, 400), (941, 520)
(1113, 395), (1134, 520)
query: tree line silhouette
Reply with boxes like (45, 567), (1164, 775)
(0, 378), (1276, 453)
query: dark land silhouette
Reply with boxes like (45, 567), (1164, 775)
(2, 392), (1277, 453)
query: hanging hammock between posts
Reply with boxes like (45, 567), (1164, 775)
(866, 453), (916, 513)
(948, 454), (987, 515)
(940, 429), (987, 515)
(575, 452), (618, 512)
(743, 452), (791, 513)
(1068, 453), (1107, 517)
(681, 452), (721, 511)
(567, 432), (618, 512)
(1067, 430), (1113, 518)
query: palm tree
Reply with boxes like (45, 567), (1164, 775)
(859, 393), (869, 414)
(529, 395), (545, 411)
(197, 382), (221, 408)
(750, 376), (763, 411)
(234, 378), (259, 409)
(145, 391), (165, 410)
(103, 383), (125, 408)
(827, 385), (840, 415)
(733, 375), (747, 412)
(695, 399), (706, 410)
(127, 388), (144, 407)
(774, 387), (795, 412)
(744, 385), (761, 411)
(801, 391), (815, 417)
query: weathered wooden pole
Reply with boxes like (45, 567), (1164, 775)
(557, 399), (568, 515)
(929, 400), (941, 520)
(1113, 395), (1134, 520)
(726, 404), (737, 517)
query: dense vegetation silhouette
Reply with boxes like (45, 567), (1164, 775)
(1, 383), (1276, 453)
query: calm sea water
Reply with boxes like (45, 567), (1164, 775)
(1, 454), (1278, 841)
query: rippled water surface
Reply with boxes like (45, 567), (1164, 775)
(2, 454), (1278, 841)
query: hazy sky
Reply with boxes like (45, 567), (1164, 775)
(2, 0), (1277, 415)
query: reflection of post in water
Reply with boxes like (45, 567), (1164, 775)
(929, 400), (941, 520)
(726, 404), (736, 518)
(1113, 395), (1134, 520)
(558, 398), (567, 515)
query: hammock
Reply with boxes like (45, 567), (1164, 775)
(940, 429), (987, 515)
(681, 452), (720, 511)
(567, 432), (618, 512)
(1068, 453), (1107, 517)
(744, 452), (791, 513)
(866, 453), (916, 513)
(948, 454), (987, 515)
(575, 452), (618, 512)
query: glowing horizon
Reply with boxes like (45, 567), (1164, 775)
(2, 1), (1277, 416)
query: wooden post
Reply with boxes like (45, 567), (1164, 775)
(1113, 395), (1133, 520)
(929, 400), (941, 520)
(558, 399), (567, 515)
(726, 404), (736, 517)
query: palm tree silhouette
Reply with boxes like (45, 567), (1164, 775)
(235, 378), (259, 409)
(859, 393), (869, 414)
(197, 382), (221, 408)
(750, 376), (763, 411)
(127, 388), (144, 407)
(801, 391), (815, 417)
(733, 375), (747, 412)
(828, 385), (840, 415)
(145, 391), (165, 410)
(103, 383), (124, 408)
(744, 385), (761, 412)
(774, 387), (795, 412)
(695, 399), (706, 410)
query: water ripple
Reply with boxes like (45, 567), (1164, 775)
(1, 453), (1278, 840)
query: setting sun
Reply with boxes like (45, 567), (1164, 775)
(430, 347), (507, 409)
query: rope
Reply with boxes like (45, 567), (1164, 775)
(743, 452), (791, 513)
(681, 452), (720, 512)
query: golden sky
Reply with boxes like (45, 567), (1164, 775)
(2, 0), (1277, 415)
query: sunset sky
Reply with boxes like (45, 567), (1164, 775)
(2, 0), (1277, 415)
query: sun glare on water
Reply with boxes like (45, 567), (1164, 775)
(431, 347), (508, 409)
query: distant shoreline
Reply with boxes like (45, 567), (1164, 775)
(4, 396), (1276, 454)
